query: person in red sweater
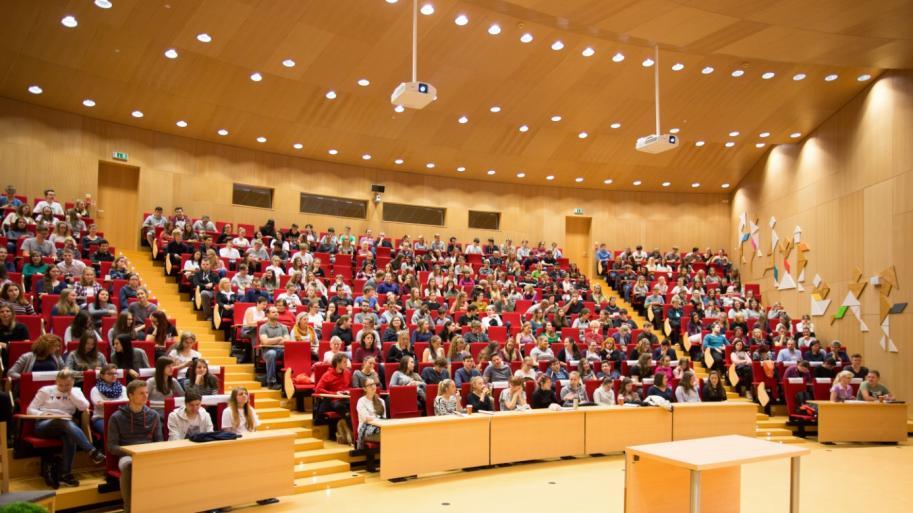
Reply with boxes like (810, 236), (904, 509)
(315, 353), (351, 419)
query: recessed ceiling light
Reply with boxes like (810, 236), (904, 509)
(454, 14), (469, 26)
(94, 0), (112, 8)
(755, 143), (766, 148)
(575, 177), (584, 183)
(761, 71), (776, 80)
(701, 66), (714, 75)
(695, 140), (705, 147)
(671, 63), (684, 71)
(394, 158), (404, 165)
(633, 180), (642, 186)
(581, 47), (595, 57)
(82, 99), (95, 107)
(577, 131), (588, 139)
(824, 74), (838, 82)
(420, 3), (434, 15)
(488, 24), (501, 35)
(662, 181), (671, 187)
(175, 120), (187, 128)
(426, 163), (435, 169)
(61, 15), (78, 28)
(793, 73), (806, 81)
(790, 132), (802, 138)
(721, 183), (731, 189)
(642, 58), (655, 67)
(610, 122), (621, 129)
(293, 143), (303, 150)
(612, 52), (625, 63)
(546, 175), (555, 181)
(691, 182), (701, 188)
(282, 59), (296, 68)
(729, 131), (740, 137)
(250, 72), (263, 82)
(489, 105), (501, 113)
(551, 41), (565, 51)
(724, 141), (735, 147)
(551, 115), (562, 122)
(487, 169), (496, 175)
(518, 124), (529, 133)
(516, 172), (526, 178)
(458, 115), (468, 124)
(217, 129), (229, 136)
(362, 154), (372, 160)
(131, 110), (143, 118)
(857, 73), (872, 82)
(164, 48), (178, 59)
(328, 149), (339, 155)
(520, 33), (533, 44)
(394, 105), (405, 113)
(759, 132), (770, 138)
(603, 179), (613, 185)
(196, 33), (212, 43)
(256, 136), (267, 143)
(325, 90), (337, 100)
(357, 78), (370, 87)
(456, 166), (466, 172)
(731, 69), (745, 77)
(28, 85), (43, 95)
(669, 127), (680, 134)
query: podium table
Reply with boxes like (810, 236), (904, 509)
(625, 435), (809, 513)
(808, 401), (908, 443)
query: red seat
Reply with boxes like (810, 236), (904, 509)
(17, 314), (43, 339)
(133, 341), (156, 365)
(50, 315), (75, 336)
(425, 383), (439, 416)
(15, 372), (67, 453)
(488, 326), (507, 342)
(383, 363), (399, 389)
(7, 341), (33, 368)
(584, 379), (601, 402)
(783, 379), (816, 437)
(284, 342), (314, 411)
(812, 378), (832, 401)
(751, 361), (780, 403)
(389, 386), (420, 418)
(102, 400), (130, 479)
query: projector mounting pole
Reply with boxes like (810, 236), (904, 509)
(412, 0), (418, 83)
(654, 45), (660, 136)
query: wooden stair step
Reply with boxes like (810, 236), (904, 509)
(294, 459), (350, 478)
(252, 389), (282, 400)
(293, 472), (364, 494)
(260, 417), (311, 430)
(257, 407), (292, 420)
(207, 356), (238, 365)
(223, 363), (254, 372)
(199, 341), (231, 351)
(293, 446), (354, 464)
(756, 427), (793, 437)
(756, 413), (770, 420)
(287, 427), (314, 439)
(757, 419), (788, 429)
(253, 397), (281, 409)
(757, 435), (805, 444)
(10, 471), (121, 511)
(294, 437), (325, 451)
(225, 380), (262, 389)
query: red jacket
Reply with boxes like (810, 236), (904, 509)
(315, 367), (352, 394)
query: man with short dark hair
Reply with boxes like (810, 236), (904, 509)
(21, 225), (55, 258)
(108, 379), (163, 513)
(421, 357), (450, 384)
(314, 353), (351, 417)
(33, 189), (64, 216)
(454, 355), (480, 387)
(259, 306), (289, 390)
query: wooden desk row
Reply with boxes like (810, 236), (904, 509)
(808, 401), (908, 443)
(376, 402), (757, 480)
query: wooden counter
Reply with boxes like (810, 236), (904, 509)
(671, 402), (757, 441)
(124, 429), (296, 513)
(584, 406), (672, 454)
(808, 401), (908, 443)
(490, 408), (586, 464)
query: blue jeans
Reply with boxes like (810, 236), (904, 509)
(36, 418), (95, 474)
(91, 417), (105, 437)
(264, 347), (284, 385)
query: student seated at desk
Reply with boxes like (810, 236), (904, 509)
(499, 377), (531, 411)
(90, 363), (127, 435)
(146, 356), (185, 417)
(647, 373), (674, 402)
(674, 370), (701, 403)
(618, 378), (642, 406)
(466, 376), (494, 411)
(593, 377), (616, 405)
(167, 389), (213, 440)
(355, 378), (384, 449)
(28, 369), (106, 488)
(221, 386), (260, 434)
(433, 379), (465, 415)
(531, 375), (558, 409)
(561, 371), (588, 407)
(483, 354), (512, 383)
(107, 379), (164, 513)
(830, 371), (855, 402)
(702, 370), (727, 402)
(857, 370), (893, 402)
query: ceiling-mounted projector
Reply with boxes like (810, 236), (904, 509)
(636, 134), (678, 154)
(391, 81), (436, 110)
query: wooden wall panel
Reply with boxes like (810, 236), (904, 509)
(0, 97), (729, 257)
(732, 70), (913, 417)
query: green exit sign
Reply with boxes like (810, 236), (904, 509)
(112, 151), (128, 161)
(573, 207), (584, 215)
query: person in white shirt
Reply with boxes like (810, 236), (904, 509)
(276, 283), (303, 311)
(221, 387), (259, 434)
(29, 369), (106, 485)
(89, 364), (128, 435)
(593, 377), (616, 405)
(550, 242), (563, 259)
(265, 255), (286, 276)
(231, 227), (251, 249)
(481, 305), (503, 330)
(230, 263), (253, 293)
(32, 189), (65, 216)
(167, 390), (214, 440)
(241, 297), (268, 338)
(219, 240), (241, 262)
(513, 356), (538, 381)
(465, 238), (483, 255)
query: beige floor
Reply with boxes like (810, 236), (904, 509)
(242, 441), (913, 513)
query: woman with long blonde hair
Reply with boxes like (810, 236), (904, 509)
(222, 386), (260, 433)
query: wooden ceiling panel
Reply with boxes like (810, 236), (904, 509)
(0, 0), (904, 193)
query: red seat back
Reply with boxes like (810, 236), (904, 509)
(488, 326), (507, 342)
(133, 341), (155, 364)
(349, 387), (364, 432)
(50, 315), (75, 335)
(8, 341), (33, 368)
(17, 315), (42, 339)
(584, 379), (601, 401)
(284, 341), (312, 377)
(425, 383), (439, 416)
(389, 386), (420, 418)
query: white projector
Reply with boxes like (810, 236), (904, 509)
(391, 81), (437, 110)
(635, 133), (678, 154)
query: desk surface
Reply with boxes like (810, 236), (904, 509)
(627, 435), (809, 471)
(123, 429), (297, 456)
